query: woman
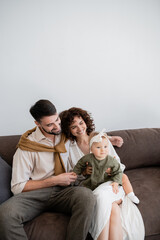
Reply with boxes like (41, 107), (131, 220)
(59, 107), (144, 240)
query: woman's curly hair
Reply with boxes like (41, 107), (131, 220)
(59, 107), (95, 141)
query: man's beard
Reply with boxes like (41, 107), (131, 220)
(41, 126), (61, 135)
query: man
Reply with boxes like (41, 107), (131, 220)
(0, 99), (96, 240)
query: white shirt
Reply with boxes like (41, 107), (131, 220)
(11, 127), (70, 195)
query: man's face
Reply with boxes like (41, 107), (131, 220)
(36, 114), (61, 136)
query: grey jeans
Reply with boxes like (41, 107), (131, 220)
(0, 186), (95, 240)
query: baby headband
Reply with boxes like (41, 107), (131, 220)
(90, 128), (108, 148)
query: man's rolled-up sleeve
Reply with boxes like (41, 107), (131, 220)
(11, 148), (34, 195)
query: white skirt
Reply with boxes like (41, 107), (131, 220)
(89, 181), (145, 240)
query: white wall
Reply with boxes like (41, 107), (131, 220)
(0, 0), (160, 136)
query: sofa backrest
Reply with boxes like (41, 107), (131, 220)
(0, 128), (160, 170)
(107, 128), (160, 170)
(0, 135), (20, 166)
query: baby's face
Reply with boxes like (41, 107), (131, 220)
(91, 138), (109, 160)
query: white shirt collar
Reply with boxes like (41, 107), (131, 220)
(33, 127), (61, 145)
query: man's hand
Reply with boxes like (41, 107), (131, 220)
(109, 136), (124, 147)
(110, 182), (119, 194)
(82, 162), (92, 176)
(54, 172), (77, 186)
(23, 172), (77, 192)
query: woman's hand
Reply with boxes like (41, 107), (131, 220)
(110, 182), (119, 194)
(82, 162), (92, 176)
(109, 136), (124, 147)
(105, 168), (112, 176)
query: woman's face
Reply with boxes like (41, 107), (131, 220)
(70, 116), (87, 138)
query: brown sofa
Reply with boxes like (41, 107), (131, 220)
(0, 128), (160, 240)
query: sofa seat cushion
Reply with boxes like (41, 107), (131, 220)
(24, 212), (70, 240)
(125, 167), (160, 237)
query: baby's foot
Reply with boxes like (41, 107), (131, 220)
(127, 192), (140, 204)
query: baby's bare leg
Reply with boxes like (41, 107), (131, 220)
(122, 173), (133, 194)
(122, 174), (139, 204)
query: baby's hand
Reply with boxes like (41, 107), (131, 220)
(110, 182), (119, 194)
(105, 168), (111, 176)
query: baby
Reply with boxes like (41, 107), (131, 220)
(73, 130), (139, 203)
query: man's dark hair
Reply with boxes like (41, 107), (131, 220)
(30, 99), (57, 122)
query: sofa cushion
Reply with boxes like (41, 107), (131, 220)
(108, 128), (160, 170)
(24, 212), (70, 240)
(126, 167), (160, 237)
(24, 212), (92, 240)
(0, 135), (20, 166)
(0, 156), (13, 204)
